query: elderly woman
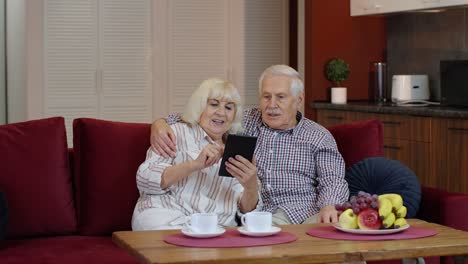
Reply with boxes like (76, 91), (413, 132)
(132, 78), (260, 230)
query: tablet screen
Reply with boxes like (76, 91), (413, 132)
(218, 134), (257, 177)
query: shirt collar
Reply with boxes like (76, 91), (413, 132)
(193, 123), (221, 147)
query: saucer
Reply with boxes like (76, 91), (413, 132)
(181, 226), (225, 238)
(237, 226), (281, 237)
(333, 223), (410, 235)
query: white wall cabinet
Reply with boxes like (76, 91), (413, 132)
(351, 0), (468, 16)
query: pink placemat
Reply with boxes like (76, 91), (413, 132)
(164, 229), (297, 248)
(307, 226), (438, 241)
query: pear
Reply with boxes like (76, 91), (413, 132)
(339, 208), (358, 229)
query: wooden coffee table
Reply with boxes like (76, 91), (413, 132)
(112, 219), (468, 264)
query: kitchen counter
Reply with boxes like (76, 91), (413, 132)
(310, 101), (468, 119)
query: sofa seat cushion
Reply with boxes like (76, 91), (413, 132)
(0, 117), (76, 238)
(0, 192), (7, 240)
(345, 157), (421, 218)
(73, 118), (150, 235)
(0, 236), (138, 264)
(327, 119), (384, 168)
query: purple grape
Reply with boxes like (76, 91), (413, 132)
(352, 207), (360, 214)
(343, 202), (352, 209)
(359, 203), (368, 210)
(365, 197), (373, 204)
(335, 204), (343, 211)
(370, 201), (378, 209)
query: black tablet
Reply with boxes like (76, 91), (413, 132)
(218, 134), (257, 177)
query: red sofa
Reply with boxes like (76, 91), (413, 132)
(0, 117), (467, 264)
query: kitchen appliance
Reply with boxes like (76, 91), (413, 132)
(370, 62), (387, 102)
(441, 60), (468, 107)
(391, 75), (430, 104)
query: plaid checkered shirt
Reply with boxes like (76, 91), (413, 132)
(241, 108), (349, 224)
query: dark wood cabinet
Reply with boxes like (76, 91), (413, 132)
(317, 109), (434, 192)
(432, 118), (468, 193)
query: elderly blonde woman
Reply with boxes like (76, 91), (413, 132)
(132, 78), (260, 230)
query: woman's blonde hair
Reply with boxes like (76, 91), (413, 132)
(182, 78), (243, 134)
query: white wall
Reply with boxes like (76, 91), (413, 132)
(6, 0), (26, 123)
(0, 0), (5, 124)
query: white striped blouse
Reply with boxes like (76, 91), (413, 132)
(134, 122), (256, 227)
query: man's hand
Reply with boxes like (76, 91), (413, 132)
(150, 119), (177, 158)
(318, 205), (338, 223)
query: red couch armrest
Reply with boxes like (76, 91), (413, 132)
(418, 186), (468, 231)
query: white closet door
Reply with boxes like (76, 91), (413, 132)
(100, 0), (152, 123)
(242, 0), (289, 109)
(167, 0), (229, 114)
(45, 0), (98, 142)
(154, 0), (288, 116)
(45, 0), (152, 144)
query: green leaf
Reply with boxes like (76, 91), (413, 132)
(325, 58), (350, 86)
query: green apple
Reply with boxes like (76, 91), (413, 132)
(339, 208), (358, 229)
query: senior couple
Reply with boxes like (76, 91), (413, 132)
(132, 65), (349, 231)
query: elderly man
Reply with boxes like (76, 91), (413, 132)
(151, 65), (349, 225)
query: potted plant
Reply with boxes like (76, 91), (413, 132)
(325, 58), (350, 104)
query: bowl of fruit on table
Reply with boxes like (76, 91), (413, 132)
(334, 191), (409, 234)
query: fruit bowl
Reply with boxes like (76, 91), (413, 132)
(333, 223), (410, 235)
(336, 191), (409, 231)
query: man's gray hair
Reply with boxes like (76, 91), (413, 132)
(258, 64), (304, 97)
(182, 78), (243, 134)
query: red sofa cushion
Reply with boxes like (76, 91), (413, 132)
(73, 118), (150, 235)
(418, 186), (468, 232)
(0, 117), (76, 238)
(0, 236), (138, 264)
(327, 119), (384, 168)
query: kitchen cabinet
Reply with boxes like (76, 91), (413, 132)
(350, 0), (468, 16)
(316, 109), (433, 191)
(432, 118), (468, 193)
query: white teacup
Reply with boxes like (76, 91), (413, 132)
(186, 213), (218, 233)
(241, 211), (272, 232)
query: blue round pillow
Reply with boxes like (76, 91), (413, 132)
(345, 157), (421, 218)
